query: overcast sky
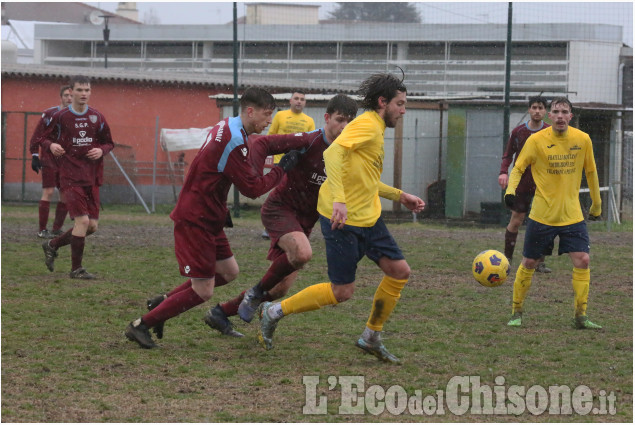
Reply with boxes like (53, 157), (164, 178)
(89, 1), (633, 46)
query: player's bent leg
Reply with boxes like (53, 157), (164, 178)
(216, 256), (239, 284)
(147, 294), (168, 339)
(126, 278), (212, 349)
(258, 282), (343, 350)
(278, 231), (312, 268)
(358, 261), (408, 364)
(508, 259), (537, 326)
(238, 236), (305, 322)
(266, 271), (299, 300)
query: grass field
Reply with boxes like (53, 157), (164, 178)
(1, 203), (632, 422)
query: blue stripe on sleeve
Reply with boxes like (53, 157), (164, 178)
(217, 116), (247, 173)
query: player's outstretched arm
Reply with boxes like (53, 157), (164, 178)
(400, 192), (425, 213)
(225, 149), (285, 199)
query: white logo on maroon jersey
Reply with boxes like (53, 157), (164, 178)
(184, 265), (190, 274)
(241, 147), (248, 156)
(79, 131), (87, 137)
(89, 115), (98, 123)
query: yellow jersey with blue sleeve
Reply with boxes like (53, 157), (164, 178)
(317, 110), (402, 227)
(269, 110), (316, 163)
(505, 126), (601, 226)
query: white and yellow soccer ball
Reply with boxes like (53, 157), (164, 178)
(472, 250), (510, 287)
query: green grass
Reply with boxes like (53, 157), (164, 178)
(1, 203), (632, 422)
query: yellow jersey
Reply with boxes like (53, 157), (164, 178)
(317, 110), (402, 227)
(268, 109), (315, 163)
(506, 126), (601, 226)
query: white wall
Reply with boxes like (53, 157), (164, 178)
(568, 41), (622, 103)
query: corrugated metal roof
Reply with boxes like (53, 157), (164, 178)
(0, 63), (358, 93)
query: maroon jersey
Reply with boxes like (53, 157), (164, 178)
(500, 121), (550, 193)
(250, 129), (329, 224)
(40, 105), (114, 188)
(29, 105), (63, 168)
(169, 116), (286, 233)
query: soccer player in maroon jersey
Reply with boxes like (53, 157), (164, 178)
(40, 76), (115, 280)
(498, 96), (552, 272)
(202, 94), (359, 336)
(125, 87), (302, 349)
(30, 85), (72, 239)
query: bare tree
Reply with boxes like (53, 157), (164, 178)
(143, 8), (161, 25)
(327, 2), (421, 23)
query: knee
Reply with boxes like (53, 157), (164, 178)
(332, 283), (355, 303)
(289, 249), (312, 269)
(87, 223), (98, 235)
(391, 263), (411, 280)
(223, 269), (239, 283)
(193, 279), (215, 301)
(575, 254), (590, 269)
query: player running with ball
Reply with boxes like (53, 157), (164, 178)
(257, 73), (425, 364)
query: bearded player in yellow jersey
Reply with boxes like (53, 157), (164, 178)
(504, 97), (602, 330)
(257, 73), (425, 364)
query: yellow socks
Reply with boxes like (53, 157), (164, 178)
(280, 282), (337, 316)
(366, 276), (408, 331)
(572, 267), (590, 317)
(512, 265), (535, 314)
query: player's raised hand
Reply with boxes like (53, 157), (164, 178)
(331, 202), (347, 230)
(400, 192), (425, 213)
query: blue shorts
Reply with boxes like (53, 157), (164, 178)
(319, 215), (405, 285)
(523, 218), (590, 259)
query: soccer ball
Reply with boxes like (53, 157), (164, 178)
(472, 250), (510, 287)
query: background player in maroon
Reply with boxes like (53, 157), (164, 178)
(30, 85), (72, 239)
(124, 87), (302, 349)
(499, 96), (552, 272)
(40, 76), (114, 279)
(203, 94), (359, 336)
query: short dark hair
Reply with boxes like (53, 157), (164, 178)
(240, 87), (276, 111)
(326, 94), (358, 120)
(549, 97), (573, 111)
(359, 72), (407, 111)
(69, 75), (91, 89)
(291, 90), (306, 96)
(528, 96), (548, 109)
(59, 85), (72, 97)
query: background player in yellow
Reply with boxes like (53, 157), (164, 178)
(504, 97), (602, 330)
(269, 91), (315, 163)
(262, 90), (316, 239)
(257, 72), (425, 364)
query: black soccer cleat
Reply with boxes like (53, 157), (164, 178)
(42, 241), (58, 272)
(146, 294), (167, 339)
(125, 319), (157, 349)
(204, 304), (244, 338)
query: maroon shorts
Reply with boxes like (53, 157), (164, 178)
(61, 185), (100, 219)
(173, 220), (234, 278)
(261, 200), (315, 261)
(41, 164), (60, 189)
(510, 192), (534, 214)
